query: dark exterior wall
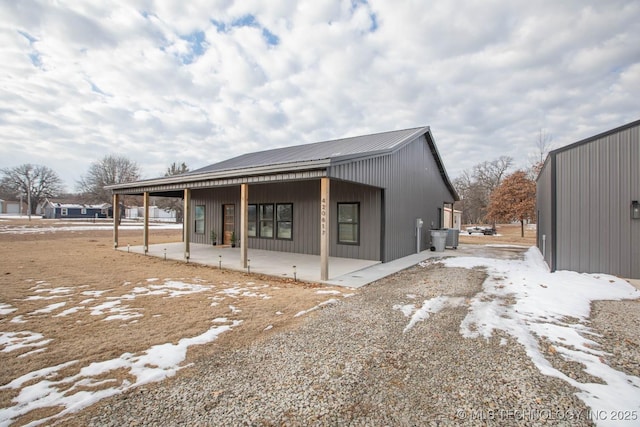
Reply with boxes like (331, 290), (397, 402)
(191, 186), (240, 245)
(330, 135), (455, 261)
(330, 180), (381, 261)
(44, 207), (106, 219)
(549, 121), (640, 279)
(190, 180), (382, 261)
(536, 157), (554, 270)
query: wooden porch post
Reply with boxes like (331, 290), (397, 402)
(450, 203), (454, 228)
(143, 192), (149, 255)
(183, 189), (191, 261)
(113, 193), (119, 249)
(240, 183), (248, 268)
(320, 177), (330, 281)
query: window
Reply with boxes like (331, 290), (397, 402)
(259, 204), (274, 238)
(248, 204), (257, 237)
(276, 203), (293, 240)
(81, 207), (87, 215)
(338, 202), (359, 245)
(61, 208), (68, 216)
(195, 205), (205, 234)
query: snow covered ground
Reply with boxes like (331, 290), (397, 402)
(396, 248), (640, 426)
(0, 219), (181, 234)
(2, 242), (639, 426)
(0, 277), (352, 426)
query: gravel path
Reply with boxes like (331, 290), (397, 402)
(68, 248), (639, 426)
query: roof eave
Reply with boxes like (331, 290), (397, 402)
(106, 159), (332, 191)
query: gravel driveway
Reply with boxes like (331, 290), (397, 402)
(73, 247), (639, 426)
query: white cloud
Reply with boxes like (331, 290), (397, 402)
(0, 0), (638, 191)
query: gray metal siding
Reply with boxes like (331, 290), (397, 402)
(555, 123), (640, 279)
(536, 159), (554, 270)
(191, 180), (382, 261)
(330, 180), (381, 261)
(245, 181), (320, 255)
(191, 187), (239, 245)
(330, 135), (455, 262)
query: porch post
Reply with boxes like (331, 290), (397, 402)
(450, 203), (454, 228)
(240, 183), (248, 268)
(320, 177), (330, 281)
(143, 192), (149, 255)
(113, 193), (119, 249)
(183, 188), (191, 261)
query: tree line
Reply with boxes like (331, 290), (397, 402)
(0, 155), (189, 221)
(453, 129), (552, 237)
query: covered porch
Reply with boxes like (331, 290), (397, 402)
(112, 175), (374, 281)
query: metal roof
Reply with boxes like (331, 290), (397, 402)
(107, 126), (458, 200)
(188, 126), (428, 175)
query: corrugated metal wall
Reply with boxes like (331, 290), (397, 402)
(555, 123), (640, 279)
(330, 135), (455, 262)
(191, 186), (239, 245)
(330, 180), (381, 261)
(536, 158), (554, 270)
(190, 180), (382, 261)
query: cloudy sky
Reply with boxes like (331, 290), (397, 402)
(1, 0), (639, 191)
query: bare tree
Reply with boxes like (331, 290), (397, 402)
(486, 170), (536, 237)
(528, 128), (553, 178)
(454, 171), (487, 224)
(0, 164), (64, 218)
(77, 155), (141, 204)
(473, 156), (513, 193)
(534, 128), (553, 164)
(454, 156), (513, 225)
(155, 162), (189, 223)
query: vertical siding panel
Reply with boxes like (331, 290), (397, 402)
(247, 181), (319, 255)
(631, 127), (640, 279)
(554, 121), (639, 278)
(535, 158), (554, 269)
(331, 135), (454, 261)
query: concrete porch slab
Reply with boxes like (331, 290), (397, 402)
(120, 242), (380, 286)
(118, 243), (527, 288)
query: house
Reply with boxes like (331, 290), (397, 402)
(108, 126), (459, 280)
(126, 205), (177, 222)
(443, 206), (462, 230)
(42, 199), (113, 219)
(536, 119), (640, 279)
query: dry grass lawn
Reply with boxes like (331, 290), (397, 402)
(458, 223), (536, 246)
(0, 219), (352, 426)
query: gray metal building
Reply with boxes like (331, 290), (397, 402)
(109, 126), (458, 279)
(536, 119), (640, 279)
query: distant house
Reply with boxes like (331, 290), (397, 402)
(536, 119), (640, 279)
(126, 205), (177, 222)
(108, 126), (459, 279)
(42, 199), (113, 219)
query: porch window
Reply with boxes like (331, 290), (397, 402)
(338, 202), (359, 245)
(248, 204), (257, 237)
(276, 203), (293, 240)
(61, 208), (68, 216)
(195, 205), (205, 234)
(259, 204), (274, 238)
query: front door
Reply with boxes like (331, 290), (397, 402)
(223, 204), (235, 245)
